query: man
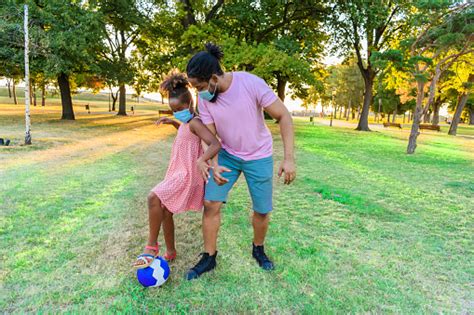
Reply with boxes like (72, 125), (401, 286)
(185, 43), (296, 280)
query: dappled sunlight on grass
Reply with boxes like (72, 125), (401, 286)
(0, 104), (174, 172)
(1, 108), (473, 312)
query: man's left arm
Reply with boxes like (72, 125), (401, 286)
(264, 99), (296, 184)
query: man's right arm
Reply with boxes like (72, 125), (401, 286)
(203, 123), (230, 185)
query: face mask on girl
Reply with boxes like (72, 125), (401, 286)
(173, 100), (194, 123)
(198, 79), (218, 102)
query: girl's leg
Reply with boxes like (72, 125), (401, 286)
(162, 209), (177, 256)
(133, 192), (165, 267)
(146, 192), (165, 248)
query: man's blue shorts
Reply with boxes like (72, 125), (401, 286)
(205, 149), (273, 214)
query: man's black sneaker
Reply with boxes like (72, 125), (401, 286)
(252, 243), (275, 270)
(185, 252), (217, 280)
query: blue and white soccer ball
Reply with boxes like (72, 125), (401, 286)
(136, 256), (170, 287)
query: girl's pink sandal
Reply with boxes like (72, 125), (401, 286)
(163, 251), (177, 262)
(133, 243), (159, 269)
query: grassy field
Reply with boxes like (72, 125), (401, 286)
(1, 101), (473, 313)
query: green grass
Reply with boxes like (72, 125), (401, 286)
(1, 103), (473, 313)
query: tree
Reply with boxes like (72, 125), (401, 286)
(466, 96), (474, 125)
(138, 0), (327, 106)
(0, 0), (24, 105)
(448, 73), (474, 135)
(136, 0), (226, 83)
(218, 0), (327, 101)
(403, 2), (472, 152)
(329, 0), (410, 131)
(374, 86), (401, 122)
(374, 1), (473, 153)
(96, 0), (152, 116)
(323, 60), (364, 120)
(20, 0), (105, 120)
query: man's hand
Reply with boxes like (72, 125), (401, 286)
(197, 157), (212, 183)
(278, 158), (296, 185)
(213, 165), (231, 186)
(155, 117), (174, 126)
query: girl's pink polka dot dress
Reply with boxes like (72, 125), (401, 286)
(151, 122), (204, 214)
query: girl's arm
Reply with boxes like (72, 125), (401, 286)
(189, 118), (222, 182)
(155, 117), (180, 130)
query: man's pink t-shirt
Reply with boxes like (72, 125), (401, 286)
(198, 72), (278, 161)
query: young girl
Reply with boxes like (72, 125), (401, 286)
(133, 72), (221, 269)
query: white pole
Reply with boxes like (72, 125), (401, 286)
(24, 4), (31, 145)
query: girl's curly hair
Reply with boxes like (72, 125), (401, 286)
(160, 70), (193, 105)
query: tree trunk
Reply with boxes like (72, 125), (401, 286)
(117, 29), (128, 116)
(449, 74), (474, 135)
(356, 75), (373, 131)
(270, 76), (286, 120)
(448, 95), (468, 136)
(111, 90), (118, 111)
(41, 83), (46, 106)
(432, 101), (440, 125)
(388, 113), (391, 122)
(117, 83), (127, 115)
(32, 80), (37, 106)
(392, 108), (397, 123)
(469, 107), (474, 125)
(376, 98), (382, 123)
(7, 78), (12, 98)
(58, 72), (75, 120)
(352, 108), (356, 119)
(276, 77), (286, 102)
(407, 81), (425, 154)
(29, 80), (33, 106)
(178, 0), (197, 29)
(403, 113), (406, 124)
(12, 79), (18, 104)
(423, 111), (431, 123)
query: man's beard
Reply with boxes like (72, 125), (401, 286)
(209, 89), (219, 102)
(209, 82), (219, 103)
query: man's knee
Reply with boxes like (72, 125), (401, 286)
(204, 200), (222, 216)
(253, 211), (270, 221)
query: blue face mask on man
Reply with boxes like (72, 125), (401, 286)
(198, 80), (218, 102)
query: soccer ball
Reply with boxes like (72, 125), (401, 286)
(136, 256), (170, 287)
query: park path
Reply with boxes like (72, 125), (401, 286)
(0, 106), (175, 174)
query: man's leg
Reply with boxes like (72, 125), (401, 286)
(252, 211), (270, 246)
(251, 211), (274, 270)
(203, 200), (223, 255)
(186, 150), (241, 280)
(242, 155), (275, 270)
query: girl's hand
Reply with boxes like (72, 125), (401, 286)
(197, 158), (212, 183)
(155, 117), (174, 126)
